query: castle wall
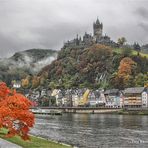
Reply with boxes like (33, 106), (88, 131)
(63, 19), (117, 49)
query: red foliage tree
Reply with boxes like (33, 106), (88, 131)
(0, 82), (34, 140)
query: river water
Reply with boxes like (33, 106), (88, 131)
(30, 114), (148, 148)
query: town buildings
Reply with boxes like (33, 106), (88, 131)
(25, 86), (147, 109)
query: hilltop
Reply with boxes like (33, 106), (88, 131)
(36, 18), (148, 89)
(38, 44), (148, 89)
(24, 18), (148, 90)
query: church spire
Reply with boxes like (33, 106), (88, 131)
(93, 17), (103, 38)
(96, 17), (100, 24)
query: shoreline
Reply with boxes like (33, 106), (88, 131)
(34, 109), (148, 115)
(32, 107), (148, 115)
(0, 128), (72, 148)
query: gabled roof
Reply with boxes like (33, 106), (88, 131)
(104, 89), (119, 95)
(124, 87), (145, 94)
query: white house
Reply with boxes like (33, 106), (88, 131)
(104, 89), (120, 108)
(72, 94), (79, 107)
(142, 88), (148, 108)
(13, 81), (21, 88)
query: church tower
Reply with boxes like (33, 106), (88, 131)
(93, 18), (103, 39)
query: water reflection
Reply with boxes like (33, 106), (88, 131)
(31, 114), (148, 148)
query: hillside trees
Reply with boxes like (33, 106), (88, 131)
(121, 47), (132, 57)
(41, 44), (113, 88)
(117, 37), (127, 46)
(31, 76), (40, 89)
(21, 72), (49, 89)
(36, 44), (148, 89)
(132, 56), (148, 73)
(118, 57), (137, 76)
(0, 82), (34, 140)
(21, 77), (30, 88)
(133, 42), (141, 52)
(134, 73), (148, 87)
(110, 57), (137, 89)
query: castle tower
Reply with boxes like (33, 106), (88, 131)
(93, 18), (103, 39)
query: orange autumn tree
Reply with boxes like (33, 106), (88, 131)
(0, 82), (34, 140)
(117, 57), (137, 88)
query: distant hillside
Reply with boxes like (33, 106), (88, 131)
(113, 48), (148, 58)
(38, 44), (148, 89)
(0, 49), (57, 85)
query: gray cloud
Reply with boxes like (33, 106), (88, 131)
(135, 7), (148, 18)
(0, 0), (148, 58)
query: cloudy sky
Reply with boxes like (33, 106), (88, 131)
(0, 0), (148, 58)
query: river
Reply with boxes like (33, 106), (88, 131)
(30, 114), (148, 148)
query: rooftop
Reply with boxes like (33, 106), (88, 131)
(104, 89), (119, 95)
(124, 87), (145, 94)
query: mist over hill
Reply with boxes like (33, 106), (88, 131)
(0, 49), (57, 85)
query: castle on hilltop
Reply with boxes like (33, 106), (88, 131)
(63, 18), (117, 49)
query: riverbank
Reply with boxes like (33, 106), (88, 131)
(63, 108), (148, 115)
(117, 109), (148, 115)
(32, 107), (148, 115)
(0, 129), (72, 148)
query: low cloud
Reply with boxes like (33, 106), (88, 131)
(0, 0), (148, 58)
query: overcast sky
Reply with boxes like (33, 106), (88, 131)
(0, 0), (148, 58)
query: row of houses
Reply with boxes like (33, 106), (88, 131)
(21, 86), (148, 108)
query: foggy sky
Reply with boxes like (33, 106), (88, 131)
(0, 0), (148, 58)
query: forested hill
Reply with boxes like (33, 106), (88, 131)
(0, 49), (57, 85)
(10, 49), (57, 63)
(38, 44), (148, 89)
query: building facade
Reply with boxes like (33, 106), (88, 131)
(123, 87), (145, 108)
(142, 88), (148, 108)
(104, 89), (121, 108)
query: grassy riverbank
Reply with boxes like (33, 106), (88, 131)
(0, 129), (71, 148)
(117, 109), (148, 115)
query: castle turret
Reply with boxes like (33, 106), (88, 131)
(93, 18), (103, 39)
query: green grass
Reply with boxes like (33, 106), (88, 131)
(0, 128), (71, 148)
(113, 48), (148, 58)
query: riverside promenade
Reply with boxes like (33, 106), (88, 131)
(0, 138), (22, 148)
(31, 107), (121, 114)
